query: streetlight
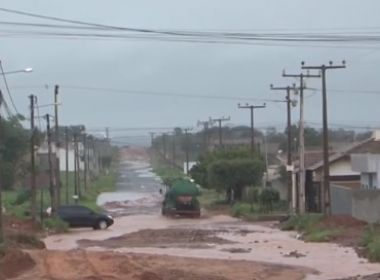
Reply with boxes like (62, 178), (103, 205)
(2, 67), (33, 75)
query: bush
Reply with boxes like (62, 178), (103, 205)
(13, 189), (32, 206)
(231, 202), (261, 219)
(361, 225), (380, 262)
(43, 217), (69, 233)
(259, 188), (280, 212)
(304, 228), (341, 242)
(281, 214), (323, 231)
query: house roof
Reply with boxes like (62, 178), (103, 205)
(307, 136), (378, 171)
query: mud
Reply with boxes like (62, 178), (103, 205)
(79, 228), (234, 249)
(12, 250), (308, 280)
(0, 249), (36, 280)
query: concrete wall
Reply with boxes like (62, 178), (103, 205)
(331, 185), (353, 215)
(331, 184), (380, 223)
(352, 190), (380, 223)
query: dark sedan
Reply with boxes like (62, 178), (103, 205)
(57, 205), (114, 230)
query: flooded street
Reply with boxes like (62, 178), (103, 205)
(41, 148), (380, 280)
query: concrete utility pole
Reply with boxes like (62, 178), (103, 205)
(65, 127), (69, 204)
(0, 91), (4, 243)
(238, 103), (266, 157)
(209, 116), (230, 148)
(283, 70), (321, 214)
(29, 95), (37, 222)
(54, 85), (61, 207)
(270, 84), (297, 212)
(83, 133), (88, 191)
(302, 60), (346, 215)
(162, 133), (167, 159)
(171, 133), (176, 168)
(45, 114), (56, 214)
(197, 120), (210, 152)
(184, 128), (192, 174)
(149, 132), (155, 147)
(73, 133), (79, 203)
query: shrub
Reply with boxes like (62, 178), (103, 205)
(13, 189), (32, 206)
(304, 228), (341, 242)
(231, 202), (252, 217)
(281, 214), (323, 231)
(259, 188), (280, 212)
(43, 217), (69, 233)
(361, 225), (380, 262)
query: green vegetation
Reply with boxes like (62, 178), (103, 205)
(43, 217), (69, 233)
(190, 148), (265, 202)
(360, 225), (380, 262)
(2, 170), (117, 221)
(281, 214), (341, 242)
(151, 152), (184, 186)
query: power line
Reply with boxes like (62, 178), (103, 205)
(0, 60), (19, 115)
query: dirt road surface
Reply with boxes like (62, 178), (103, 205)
(10, 147), (380, 279)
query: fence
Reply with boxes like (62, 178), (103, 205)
(331, 184), (380, 223)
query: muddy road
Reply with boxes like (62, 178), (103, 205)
(13, 148), (380, 279)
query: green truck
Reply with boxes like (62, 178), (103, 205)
(161, 179), (201, 218)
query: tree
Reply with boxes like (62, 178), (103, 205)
(0, 117), (29, 189)
(208, 158), (264, 202)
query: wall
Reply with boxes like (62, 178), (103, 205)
(331, 184), (380, 223)
(352, 190), (380, 223)
(331, 185), (352, 215)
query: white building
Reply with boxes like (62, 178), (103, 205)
(351, 153), (380, 189)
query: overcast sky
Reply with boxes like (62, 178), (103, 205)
(1, 1), (380, 143)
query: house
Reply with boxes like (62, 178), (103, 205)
(304, 131), (380, 211)
(351, 153), (380, 189)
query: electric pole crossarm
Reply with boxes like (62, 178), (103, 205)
(237, 103), (266, 156)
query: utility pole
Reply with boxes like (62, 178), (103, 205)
(65, 127), (69, 204)
(54, 85), (61, 207)
(210, 116), (230, 148)
(270, 84), (297, 212)
(162, 133), (167, 159)
(238, 103), (266, 157)
(197, 120), (210, 152)
(73, 133), (79, 203)
(302, 60), (346, 215)
(184, 128), (192, 174)
(105, 127), (109, 140)
(171, 133), (176, 168)
(45, 114), (56, 214)
(83, 133), (87, 191)
(149, 132), (155, 147)
(0, 91), (4, 243)
(29, 95), (37, 222)
(283, 70), (321, 214)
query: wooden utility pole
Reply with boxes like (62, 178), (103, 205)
(54, 85), (61, 207)
(270, 84), (297, 212)
(238, 103), (266, 157)
(210, 116), (230, 148)
(65, 127), (69, 204)
(45, 114), (56, 214)
(302, 61), (346, 215)
(0, 91), (4, 243)
(29, 95), (37, 221)
(283, 70), (321, 213)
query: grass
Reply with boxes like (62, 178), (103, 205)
(281, 214), (341, 242)
(2, 169), (117, 221)
(360, 225), (380, 262)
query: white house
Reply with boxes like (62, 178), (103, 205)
(351, 153), (380, 189)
